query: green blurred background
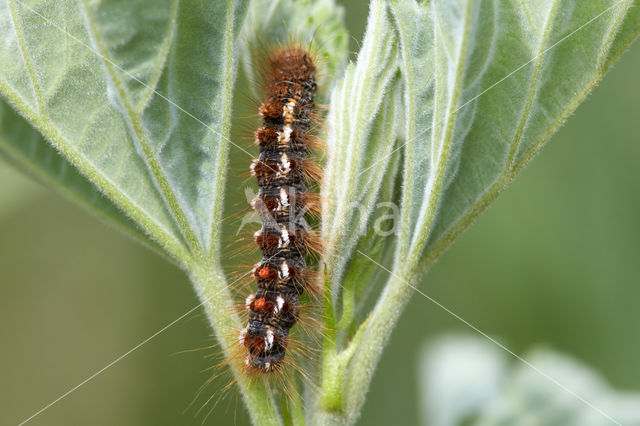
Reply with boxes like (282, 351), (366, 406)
(1, 1), (639, 425)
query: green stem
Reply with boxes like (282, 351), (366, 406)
(319, 284), (372, 423)
(281, 386), (305, 426)
(340, 265), (416, 425)
(190, 263), (282, 426)
(321, 268), (341, 412)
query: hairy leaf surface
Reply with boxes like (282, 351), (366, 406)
(326, 1), (640, 424)
(0, 0), (249, 263)
(392, 0), (640, 270)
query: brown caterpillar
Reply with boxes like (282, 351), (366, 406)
(239, 45), (320, 373)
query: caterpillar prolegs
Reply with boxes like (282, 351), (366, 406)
(240, 46), (320, 372)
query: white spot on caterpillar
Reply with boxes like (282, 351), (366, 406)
(239, 328), (247, 345)
(280, 261), (290, 279)
(254, 229), (263, 239)
(278, 153), (291, 175)
(278, 188), (289, 210)
(280, 125), (292, 143)
(283, 100), (296, 118)
(245, 355), (250, 366)
(279, 226), (290, 248)
(249, 159), (258, 176)
(265, 329), (274, 350)
(275, 296), (285, 313)
(264, 361), (271, 371)
(245, 294), (255, 309)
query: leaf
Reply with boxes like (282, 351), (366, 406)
(327, 0), (640, 423)
(0, 100), (164, 255)
(0, 1), (289, 422)
(393, 0), (640, 270)
(2, 0), (639, 423)
(0, 0), (249, 264)
(321, 0), (400, 291)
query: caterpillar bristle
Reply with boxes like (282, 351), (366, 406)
(238, 43), (322, 375)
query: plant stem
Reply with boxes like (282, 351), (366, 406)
(338, 264), (417, 426)
(190, 262), (282, 425)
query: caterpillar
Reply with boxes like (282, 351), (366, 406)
(239, 45), (320, 373)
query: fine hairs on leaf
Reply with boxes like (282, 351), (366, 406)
(0, 0), (639, 425)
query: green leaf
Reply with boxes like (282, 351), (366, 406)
(399, 0), (640, 270)
(0, 99), (168, 257)
(0, 0), (177, 261)
(0, 1), (284, 423)
(321, 0), (399, 292)
(0, 0), (249, 264)
(321, 0), (640, 423)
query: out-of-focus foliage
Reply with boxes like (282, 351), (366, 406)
(420, 335), (640, 426)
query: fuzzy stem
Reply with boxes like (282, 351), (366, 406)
(344, 265), (416, 423)
(318, 288), (373, 423)
(314, 260), (417, 426)
(320, 268), (342, 412)
(190, 263), (282, 426)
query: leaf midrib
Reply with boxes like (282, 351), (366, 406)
(339, 0), (386, 230)
(0, 76), (191, 264)
(135, 0), (180, 114)
(324, 0), (395, 277)
(392, 1), (428, 260)
(405, 0), (474, 265)
(206, 0), (236, 256)
(79, 0), (203, 257)
(417, 15), (640, 276)
(506, 1), (560, 168)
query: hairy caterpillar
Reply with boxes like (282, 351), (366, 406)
(239, 45), (321, 373)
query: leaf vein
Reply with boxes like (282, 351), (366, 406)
(7, 0), (45, 115)
(135, 0), (180, 114)
(0, 74), (191, 264)
(78, 0), (203, 255)
(506, 0), (560, 170)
